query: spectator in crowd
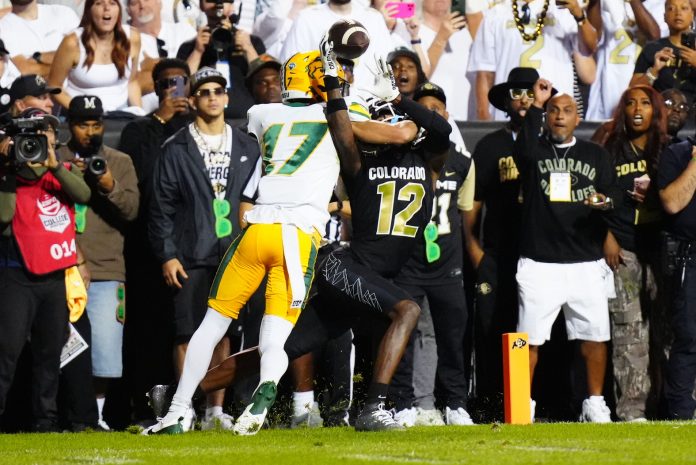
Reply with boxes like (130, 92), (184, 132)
(0, 0), (79, 76)
(658, 111), (696, 420)
(117, 58), (191, 424)
(631, 0), (696, 102)
(148, 67), (259, 430)
(245, 53), (281, 105)
(252, 0), (310, 58)
(470, 0), (598, 121)
(392, 82), (475, 427)
(0, 40), (21, 97)
(603, 85), (668, 421)
(127, 0), (196, 111)
(513, 79), (615, 423)
(662, 88), (690, 142)
(57, 95), (139, 430)
(0, 108), (91, 432)
(9, 74), (60, 115)
(279, 0), (392, 89)
(585, 0), (663, 121)
(176, 0), (264, 119)
(370, 0), (430, 65)
(464, 67), (537, 416)
(420, 0), (472, 121)
(48, 0), (143, 113)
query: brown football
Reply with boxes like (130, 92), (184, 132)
(328, 19), (370, 60)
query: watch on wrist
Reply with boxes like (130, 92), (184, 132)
(32, 51), (43, 64)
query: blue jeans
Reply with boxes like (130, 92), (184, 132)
(86, 281), (124, 378)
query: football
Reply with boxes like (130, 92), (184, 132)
(327, 19), (370, 60)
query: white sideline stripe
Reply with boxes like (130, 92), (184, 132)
(343, 454), (459, 464)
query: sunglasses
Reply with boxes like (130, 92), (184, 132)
(424, 222), (440, 263)
(213, 198), (233, 238)
(156, 76), (188, 90)
(75, 203), (87, 233)
(195, 87), (226, 98)
(509, 88), (535, 100)
(664, 99), (690, 112)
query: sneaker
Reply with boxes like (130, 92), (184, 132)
(530, 399), (536, 423)
(291, 402), (324, 429)
(445, 407), (474, 426)
(97, 419), (111, 431)
(392, 407), (417, 427)
(233, 381), (277, 436)
(201, 412), (235, 431)
(355, 402), (404, 432)
(580, 397), (612, 423)
(142, 406), (195, 435)
(414, 407), (445, 426)
(147, 384), (175, 419)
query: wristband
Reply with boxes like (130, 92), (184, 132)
(326, 98), (347, 115)
(645, 68), (657, 84)
(323, 75), (341, 91)
(574, 12), (586, 25)
(410, 39), (422, 45)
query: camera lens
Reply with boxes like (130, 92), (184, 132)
(88, 156), (107, 176)
(17, 136), (44, 162)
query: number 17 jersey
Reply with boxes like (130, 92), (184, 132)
(245, 102), (339, 235)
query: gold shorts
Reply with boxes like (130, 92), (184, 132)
(208, 223), (320, 325)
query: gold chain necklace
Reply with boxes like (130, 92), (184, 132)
(512, 0), (550, 42)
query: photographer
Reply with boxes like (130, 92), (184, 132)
(176, 0), (265, 119)
(631, 0), (696, 102)
(0, 108), (90, 432)
(57, 95), (140, 430)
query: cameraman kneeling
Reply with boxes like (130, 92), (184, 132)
(0, 108), (90, 432)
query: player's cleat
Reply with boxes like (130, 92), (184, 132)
(142, 406), (195, 435)
(531, 399), (536, 423)
(445, 407), (475, 426)
(355, 402), (404, 432)
(580, 397), (612, 423)
(147, 384), (175, 419)
(392, 407), (417, 427)
(96, 419), (111, 431)
(414, 407), (445, 426)
(291, 401), (324, 429)
(201, 412), (235, 431)
(233, 381), (277, 436)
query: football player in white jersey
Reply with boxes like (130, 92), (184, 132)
(585, 0), (665, 120)
(469, 0), (599, 121)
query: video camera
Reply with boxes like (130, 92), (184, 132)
(205, 0), (241, 55)
(1, 116), (50, 164)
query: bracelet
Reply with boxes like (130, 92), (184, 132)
(152, 113), (166, 125)
(410, 39), (422, 45)
(574, 13), (586, 25)
(645, 68), (657, 85)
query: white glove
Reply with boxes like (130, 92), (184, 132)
(319, 32), (340, 79)
(360, 56), (400, 103)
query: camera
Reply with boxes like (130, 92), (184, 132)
(1, 117), (49, 164)
(76, 134), (107, 176)
(83, 156), (107, 176)
(205, 0), (240, 54)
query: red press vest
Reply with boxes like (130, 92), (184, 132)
(12, 165), (78, 275)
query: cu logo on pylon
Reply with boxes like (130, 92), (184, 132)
(511, 338), (527, 350)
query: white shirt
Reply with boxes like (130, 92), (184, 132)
(279, 3), (393, 91)
(468, 0), (579, 121)
(0, 4), (79, 57)
(420, 23), (474, 121)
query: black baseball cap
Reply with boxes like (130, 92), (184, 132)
(68, 95), (104, 121)
(190, 67), (227, 94)
(413, 82), (447, 105)
(10, 74), (61, 103)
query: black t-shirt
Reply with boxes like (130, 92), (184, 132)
(512, 106), (615, 263)
(346, 145), (433, 279)
(657, 139), (696, 240)
(605, 141), (662, 252)
(396, 142), (473, 284)
(473, 126), (523, 257)
(635, 38), (696, 101)
(177, 35), (266, 119)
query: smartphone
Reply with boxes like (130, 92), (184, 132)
(172, 75), (186, 98)
(634, 175), (650, 193)
(385, 1), (415, 19)
(451, 0), (466, 14)
(682, 31), (696, 50)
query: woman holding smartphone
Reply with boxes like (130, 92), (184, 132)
(602, 85), (669, 422)
(48, 0), (143, 114)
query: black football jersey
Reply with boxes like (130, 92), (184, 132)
(397, 142), (473, 283)
(345, 144), (433, 278)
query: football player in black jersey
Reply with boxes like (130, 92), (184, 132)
(391, 83), (475, 427)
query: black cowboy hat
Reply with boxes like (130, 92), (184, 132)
(488, 67), (557, 111)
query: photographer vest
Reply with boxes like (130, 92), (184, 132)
(13, 164), (78, 275)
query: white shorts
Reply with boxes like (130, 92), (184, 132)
(516, 257), (613, 345)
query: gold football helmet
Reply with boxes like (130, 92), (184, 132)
(281, 51), (347, 103)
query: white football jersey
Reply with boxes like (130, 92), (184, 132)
(245, 102), (340, 234)
(469, 0), (578, 121)
(586, 0), (667, 120)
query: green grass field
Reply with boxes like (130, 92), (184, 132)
(1, 423), (696, 465)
